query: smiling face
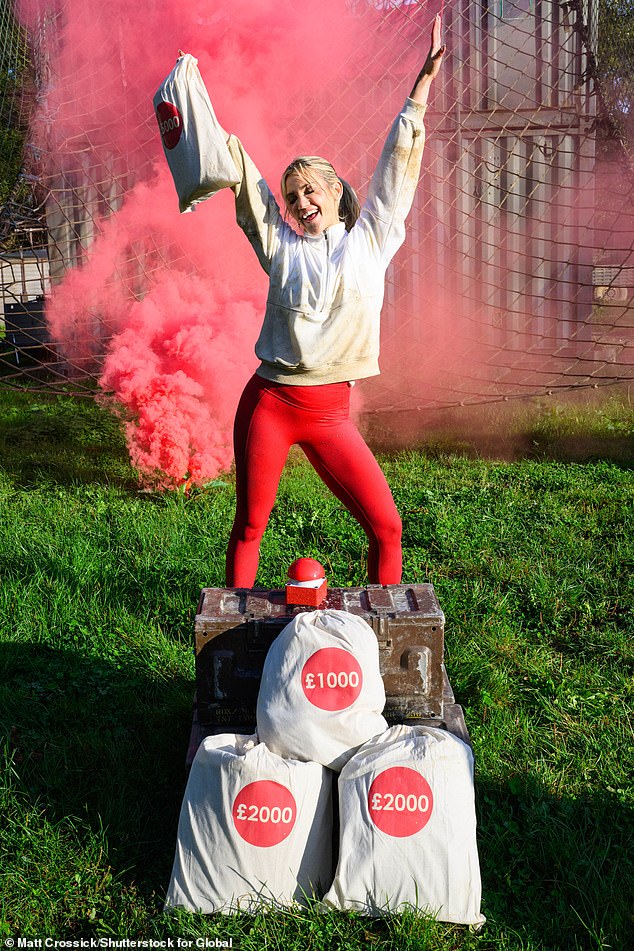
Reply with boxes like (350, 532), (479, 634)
(283, 168), (343, 236)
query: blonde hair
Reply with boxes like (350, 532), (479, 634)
(281, 156), (361, 232)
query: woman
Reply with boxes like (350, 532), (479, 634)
(222, 15), (445, 587)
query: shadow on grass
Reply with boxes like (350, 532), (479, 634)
(1, 642), (633, 947)
(0, 392), (139, 490)
(0, 642), (194, 904)
(475, 775), (633, 949)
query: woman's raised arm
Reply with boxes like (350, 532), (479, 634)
(409, 13), (445, 107)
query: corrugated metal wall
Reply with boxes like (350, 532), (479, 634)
(373, 0), (602, 404)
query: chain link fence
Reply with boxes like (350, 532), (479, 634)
(0, 0), (633, 475)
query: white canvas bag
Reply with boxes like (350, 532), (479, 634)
(153, 53), (239, 213)
(256, 609), (388, 771)
(165, 734), (333, 913)
(322, 724), (485, 926)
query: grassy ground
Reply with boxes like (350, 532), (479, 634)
(0, 388), (632, 949)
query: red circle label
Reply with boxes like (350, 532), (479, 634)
(232, 781), (297, 847)
(301, 647), (363, 711)
(156, 101), (183, 150)
(368, 767), (434, 837)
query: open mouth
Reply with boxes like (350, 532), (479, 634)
(301, 210), (319, 225)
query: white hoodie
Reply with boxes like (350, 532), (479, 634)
(226, 98), (427, 385)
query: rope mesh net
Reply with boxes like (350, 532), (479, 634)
(0, 0), (633, 459)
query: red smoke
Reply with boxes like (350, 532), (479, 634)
(15, 0), (443, 487)
(99, 270), (260, 485)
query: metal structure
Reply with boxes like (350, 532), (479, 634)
(1, 0), (633, 411)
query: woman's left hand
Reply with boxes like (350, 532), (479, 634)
(410, 13), (446, 103)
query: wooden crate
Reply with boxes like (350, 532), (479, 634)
(189, 583), (469, 763)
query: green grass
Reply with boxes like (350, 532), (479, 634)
(0, 388), (632, 949)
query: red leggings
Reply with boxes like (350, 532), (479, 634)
(226, 374), (402, 587)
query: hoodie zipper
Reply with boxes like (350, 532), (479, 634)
(304, 227), (337, 316)
(318, 228), (332, 315)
